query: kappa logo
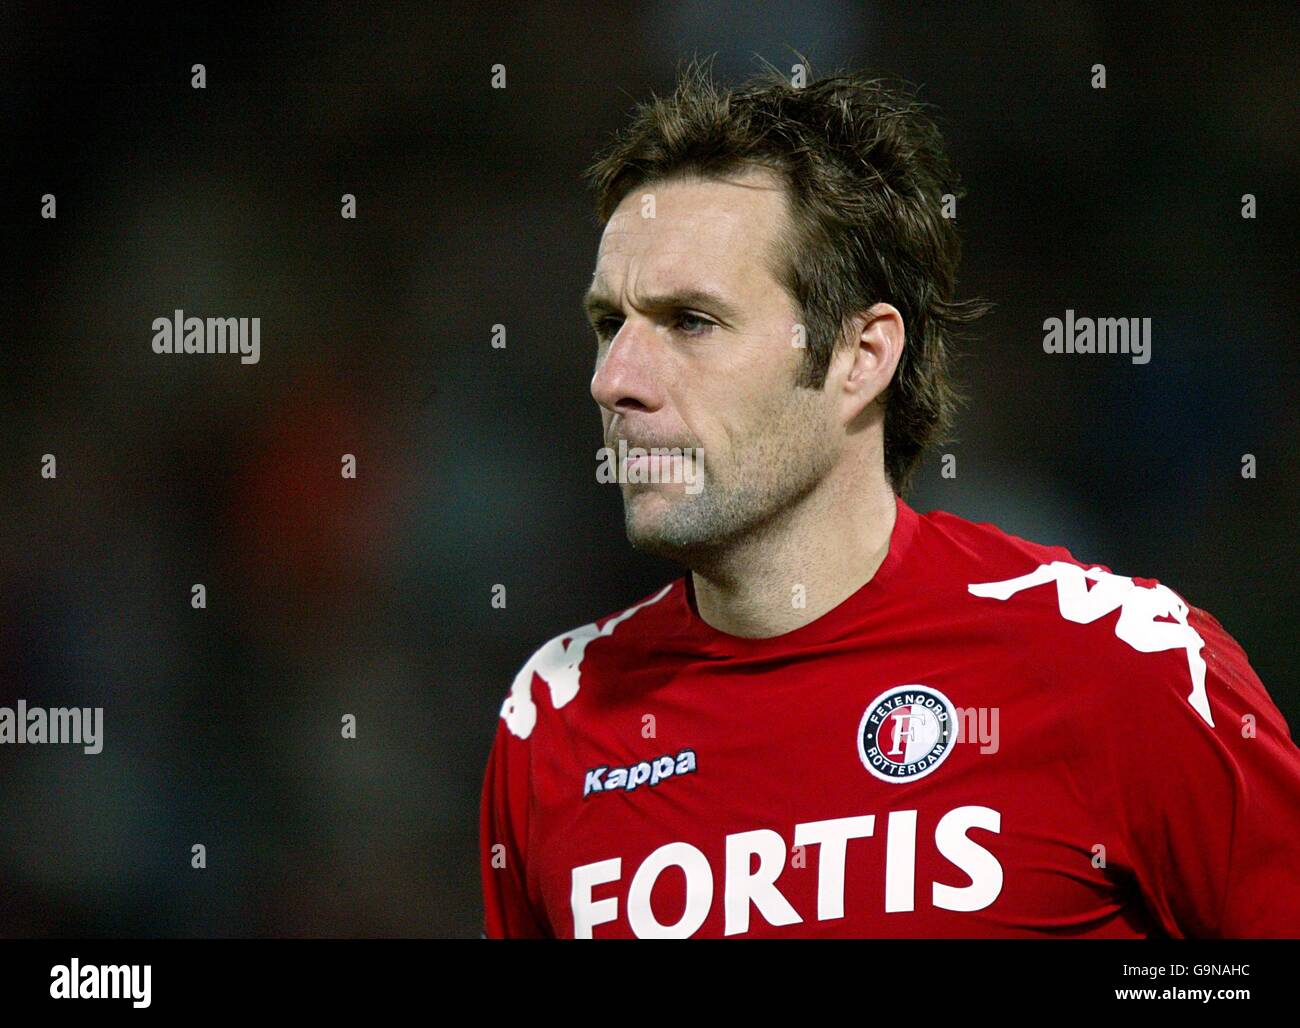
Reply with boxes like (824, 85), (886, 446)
(584, 748), (697, 798)
(858, 685), (957, 783)
(501, 584), (674, 739)
(968, 561), (1214, 727)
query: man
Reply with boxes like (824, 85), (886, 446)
(479, 61), (1300, 938)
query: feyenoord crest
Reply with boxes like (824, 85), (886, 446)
(858, 685), (957, 783)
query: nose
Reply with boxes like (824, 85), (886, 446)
(590, 318), (663, 416)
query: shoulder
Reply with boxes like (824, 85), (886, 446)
(911, 505), (1114, 636)
(923, 506), (1269, 734)
(498, 580), (681, 740)
(918, 506), (1096, 584)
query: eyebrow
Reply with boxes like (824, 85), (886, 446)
(582, 285), (743, 326)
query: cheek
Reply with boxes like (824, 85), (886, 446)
(754, 387), (833, 466)
(701, 388), (784, 469)
(683, 341), (803, 461)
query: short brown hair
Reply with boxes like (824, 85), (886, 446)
(583, 57), (993, 496)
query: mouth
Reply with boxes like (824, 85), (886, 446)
(621, 451), (691, 479)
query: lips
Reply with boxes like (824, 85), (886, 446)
(613, 438), (688, 452)
(623, 452), (691, 469)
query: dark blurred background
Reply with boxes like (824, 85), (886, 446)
(1, 2), (1295, 937)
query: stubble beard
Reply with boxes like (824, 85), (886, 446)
(622, 392), (836, 569)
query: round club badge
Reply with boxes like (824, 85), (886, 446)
(857, 685), (957, 783)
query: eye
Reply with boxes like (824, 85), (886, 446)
(674, 311), (717, 336)
(593, 316), (623, 342)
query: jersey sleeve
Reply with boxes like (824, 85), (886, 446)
(479, 711), (550, 938)
(1101, 606), (1300, 937)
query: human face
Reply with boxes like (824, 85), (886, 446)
(585, 168), (844, 561)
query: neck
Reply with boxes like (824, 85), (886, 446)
(689, 470), (898, 638)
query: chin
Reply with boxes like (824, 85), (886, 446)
(624, 496), (670, 545)
(624, 496), (684, 552)
(624, 500), (721, 562)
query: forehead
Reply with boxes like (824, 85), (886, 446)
(594, 168), (789, 291)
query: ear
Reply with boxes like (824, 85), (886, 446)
(835, 302), (905, 424)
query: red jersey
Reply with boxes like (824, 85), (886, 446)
(480, 495), (1300, 938)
